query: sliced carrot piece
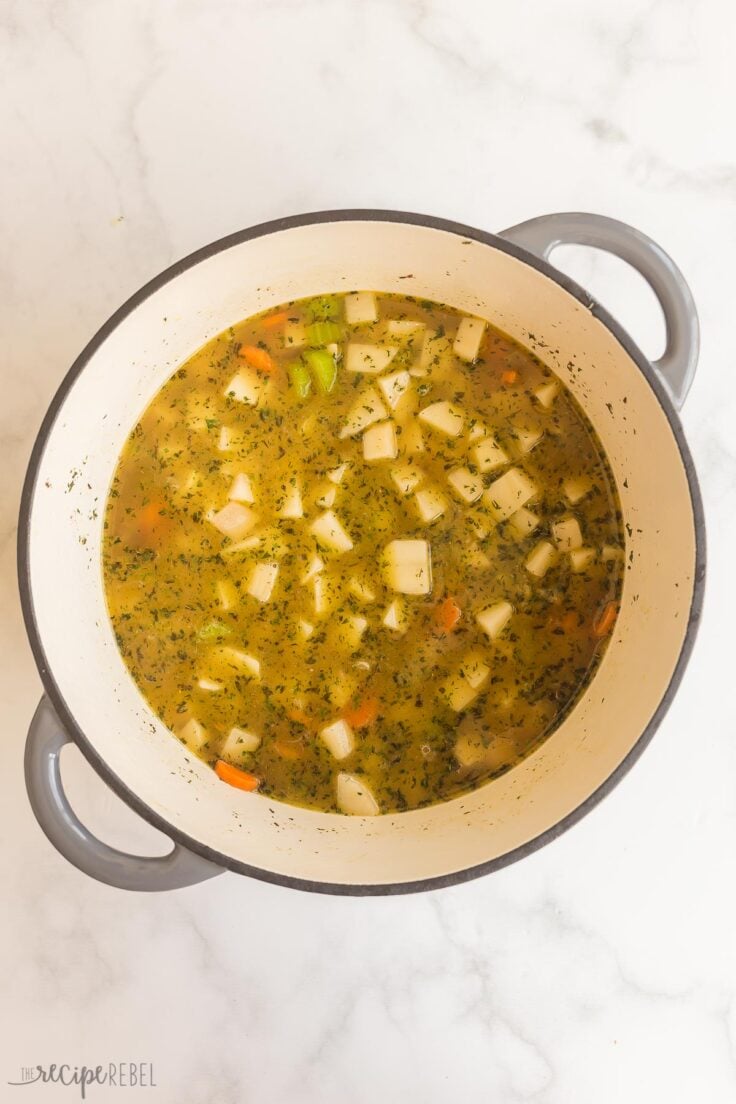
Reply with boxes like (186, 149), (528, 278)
(214, 760), (260, 791)
(436, 596), (462, 633)
(274, 739), (305, 760)
(239, 344), (276, 373)
(592, 601), (618, 638)
(343, 698), (379, 729)
(135, 499), (172, 545)
(501, 369), (518, 384)
(262, 310), (290, 329)
(286, 708), (313, 728)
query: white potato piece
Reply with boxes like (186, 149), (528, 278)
(345, 343), (399, 374)
(283, 321), (306, 348)
(384, 539), (432, 595)
(484, 468), (537, 521)
(472, 435), (509, 473)
(526, 540), (556, 578)
(197, 678), (223, 692)
(339, 386), (389, 438)
(229, 472), (255, 504)
(570, 547), (596, 572)
(418, 400), (464, 437)
(447, 467), (484, 504)
(467, 420), (486, 442)
(221, 726), (260, 762)
(216, 579), (237, 611)
(345, 616), (368, 650)
(301, 555), (324, 583)
(223, 369), (264, 406)
(327, 462), (350, 484)
(348, 576), (376, 604)
(467, 547), (492, 569)
(563, 476), (592, 505)
(382, 598), (408, 633)
(177, 718), (208, 753)
(387, 319), (425, 336)
(327, 670), (356, 709)
(218, 426), (233, 452)
(313, 573), (338, 616)
(218, 648), (261, 679)
(508, 507), (540, 538)
(444, 650), (490, 712)
(345, 291), (377, 325)
(298, 619), (315, 639)
(601, 544), (624, 561)
(391, 463), (424, 497)
(509, 418), (544, 456)
(534, 380), (559, 408)
(476, 600), (513, 640)
(415, 486), (448, 524)
(453, 316), (486, 362)
(277, 480), (303, 519)
(363, 420), (398, 462)
(552, 516), (583, 551)
(247, 562), (279, 603)
(208, 502), (259, 541)
(309, 510), (353, 553)
(336, 772), (380, 816)
(320, 719), (355, 761)
(377, 369), (412, 410)
(315, 482), (337, 508)
(400, 420), (426, 454)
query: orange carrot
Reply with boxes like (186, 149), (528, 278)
(135, 499), (171, 544)
(262, 310), (289, 329)
(274, 739), (304, 760)
(436, 596), (462, 633)
(286, 708), (313, 728)
(214, 760), (260, 791)
(592, 601), (618, 638)
(343, 698), (379, 729)
(239, 344), (275, 373)
(501, 369), (518, 385)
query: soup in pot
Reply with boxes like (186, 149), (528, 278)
(103, 291), (624, 815)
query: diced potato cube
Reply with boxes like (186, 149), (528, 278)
(552, 516), (583, 551)
(443, 651), (489, 712)
(563, 476), (592, 505)
(526, 541), (556, 578)
(467, 547), (492, 569)
(484, 468), (537, 521)
(327, 671), (356, 709)
(387, 319), (425, 336)
(534, 380), (559, 408)
(224, 369), (264, 406)
(298, 619), (315, 639)
(283, 321), (306, 349)
(467, 420), (487, 442)
(327, 463), (350, 484)
(466, 513), (490, 541)
(313, 573), (337, 616)
(277, 479), (303, 519)
(508, 507), (540, 538)
(400, 420), (426, 454)
(453, 316), (486, 362)
(319, 719), (355, 761)
(509, 418), (543, 456)
(461, 650), (490, 690)
(377, 369), (411, 410)
(247, 562), (279, 603)
(336, 772), (380, 816)
(570, 547), (596, 572)
(345, 616), (368, 650)
(229, 472), (255, 504)
(363, 420), (398, 462)
(218, 426), (233, 452)
(197, 678), (222, 692)
(301, 555), (325, 583)
(344, 291), (377, 326)
(476, 600), (513, 640)
(218, 647), (261, 679)
(382, 598), (408, 633)
(309, 510), (353, 553)
(345, 343), (399, 374)
(384, 539), (432, 595)
(217, 579), (237, 611)
(601, 544), (624, 561)
(415, 487), (448, 524)
(447, 467), (484, 504)
(391, 463), (424, 497)
(472, 435), (509, 473)
(208, 502), (259, 540)
(221, 726), (260, 763)
(348, 576), (376, 604)
(177, 717), (208, 753)
(418, 400), (464, 437)
(313, 483), (336, 509)
(339, 387), (389, 438)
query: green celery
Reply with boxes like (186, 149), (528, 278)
(305, 295), (340, 322)
(289, 360), (312, 398)
(306, 321), (342, 346)
(304, 348), (338, 394)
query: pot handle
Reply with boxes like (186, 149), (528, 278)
(498, 212), (699, 409)
(25, 696), (224, 891)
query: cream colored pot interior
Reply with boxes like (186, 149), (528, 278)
(27, 219), (697, 887)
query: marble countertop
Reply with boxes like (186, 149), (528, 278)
(2, 1), (735, 1100)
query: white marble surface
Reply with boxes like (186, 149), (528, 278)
(1, 1), (735, 1100)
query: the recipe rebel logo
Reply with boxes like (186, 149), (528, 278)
(7, 1063), (156, 1098)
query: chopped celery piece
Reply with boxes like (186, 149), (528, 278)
(306, 295), (340, 321)
(306, 321), (342, 346)
(198, 620), (231, 641)
(305, 348), (338, 394)
(289, 361), (312, 399)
